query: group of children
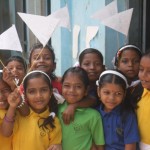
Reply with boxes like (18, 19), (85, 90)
(0, 42), (149, 150)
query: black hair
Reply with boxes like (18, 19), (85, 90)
(98, 70), (127, 92)
(61, 67), (89, 89)
(23, 71), (58, 129)
(0, 71), (12, 96)
(141, 50), (150, 58)
(129, 50), (150, 108)
(97, 70), (135, 123)
(127, 82), (143, 109)
(0, 71), (3, 81)
(114, 44), (142, 67)
(79, 48), (104, 65)
(5, 56), (27, 73)
(29, 42), (56, 80)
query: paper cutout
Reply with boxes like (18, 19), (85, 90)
(86, 26), (99, 48)
(18, 12), (59, 47)
(72, 25), (80, 59)
(50, 5), (71, 30)
(0, 24), (22, 52)
(101, 8), (133, 36)
(91, 0), (118, 21)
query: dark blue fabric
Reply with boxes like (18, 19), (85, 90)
(97, 105), (140, 150)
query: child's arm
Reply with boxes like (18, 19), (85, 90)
(95, 145), (104, 150)
(91, 143), (104, 150)
(48, 117), (62, 149)
(125, 143), (136, 150)
(62, 95), (97, 124)
(90, 143), (97, 150)
(0, 88), (20, 137)
(47, 144), (62, 150)
(2, 68), (30, 116)
(2, 67), (16, 91)
(17, 100), (30, 116)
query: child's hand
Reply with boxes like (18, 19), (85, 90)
(7, 88), (21, 108)
(62, 103), (77, 124)
(3, 67), (16, 90)
(91, 143), (97, 150)
(47, 144), (62, 150)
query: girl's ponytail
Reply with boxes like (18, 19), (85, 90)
(39, 94), (58, 129)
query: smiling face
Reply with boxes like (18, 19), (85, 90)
(138, 56), (150, 90)
(29, 48), (56, 75)
(97, 83), (125, 112)
(80, 53), (104, 83)
(117, 49), (141, 81)
(25, 77), (52, 113)
(0, 80), (11, 109)
(62, 72), (87, 104)
(6, 60), (26, 84)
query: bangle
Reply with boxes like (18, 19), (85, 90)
(17, 94), (25, 108)
(4, 114), (15, 123)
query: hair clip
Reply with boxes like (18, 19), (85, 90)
(22, 70), (51, 85)
(98, 70), (129, 89)
(49, 112), (55, 118)
(73, 61), (80, 67)
(96, 80), (99, 86)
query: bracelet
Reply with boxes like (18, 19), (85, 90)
(4, 114), (15, 123)
(17, 94), (25, 108)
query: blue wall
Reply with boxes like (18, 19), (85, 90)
(51, 0), (128, 76)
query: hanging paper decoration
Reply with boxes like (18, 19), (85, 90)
(91, 0), (118, 21)
(50, 5), (71, 30)
(0, 24), (22, 52)
(86, 26), (99, 48)
(18, 12), (59, 47)
(101, 8), (133, 36)
(72, 25), (80, 59)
